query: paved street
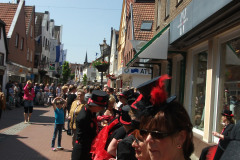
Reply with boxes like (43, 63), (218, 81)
(0, 105), (72, 160)
(0, 105), (199, 160)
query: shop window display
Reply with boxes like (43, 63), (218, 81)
(218, 37), (240, 132)
(192, 51), (208, 130)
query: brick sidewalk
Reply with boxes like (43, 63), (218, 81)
(0, 105), (72, 160)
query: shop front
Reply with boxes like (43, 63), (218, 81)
(117, 67), (152, 89)
(169, 0), (240, 156)
(6, 62), (32, 83)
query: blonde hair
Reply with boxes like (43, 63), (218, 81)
(27, 80), (32, 84)
(62, 85), (68, 90)
(109, 95), (116, 103)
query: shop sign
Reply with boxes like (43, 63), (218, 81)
(49, 63), (56, 71)
(170, 0), (232, 44)
(123, 67), (151, 75)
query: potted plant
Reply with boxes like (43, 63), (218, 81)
(92, 60), (109, 72)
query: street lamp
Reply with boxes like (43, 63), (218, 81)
(99, 39), (110, 89)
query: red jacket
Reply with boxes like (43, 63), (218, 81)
(23, 84), (35, 101)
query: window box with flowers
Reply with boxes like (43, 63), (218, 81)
(92, 60), (109, 72)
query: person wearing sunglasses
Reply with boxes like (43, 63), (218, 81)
(132, 129), (150, 160)
(132, 75), (194, 160)
(51, 97), (67, 151)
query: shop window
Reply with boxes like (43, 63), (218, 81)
(217, 37), (240, 133)
(191, 51), (208, 131)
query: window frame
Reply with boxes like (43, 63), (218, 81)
(20, 37), (24, 50)
(15, 33), (19, 48)
(157, 0), (161, 28)
(176, 0), (183, 8)
(140, 20), (153, 31)
(165, 0), (170, 20)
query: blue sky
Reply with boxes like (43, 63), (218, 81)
(2, 0), (123, 64)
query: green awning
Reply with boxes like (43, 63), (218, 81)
(127, 24), (170, 67)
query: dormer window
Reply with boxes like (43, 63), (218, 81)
(140, 21), (153, 31)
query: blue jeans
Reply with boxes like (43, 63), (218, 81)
(51, 124), (63, 148)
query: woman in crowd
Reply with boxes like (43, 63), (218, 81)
(69, 89), (85, 148)
(200, 110), (235, 160)
(97, 95), (116, 130)
(131, 75), (194, 160)
(23, 80), (35, 123)
(132, 129), (150, 160)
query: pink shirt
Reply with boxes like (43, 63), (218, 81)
(23, 84), (35, 101)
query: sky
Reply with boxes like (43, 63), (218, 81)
(2, 0), (123, 64)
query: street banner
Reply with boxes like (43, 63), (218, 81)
(55, 45), (60, 62)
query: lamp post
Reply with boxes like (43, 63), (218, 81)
(99, 39), (110, 89)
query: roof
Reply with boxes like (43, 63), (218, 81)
(0, 3), (18, 34)
(132, 2), (155, 41)
(24, 6), (34, 34)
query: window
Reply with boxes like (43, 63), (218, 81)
(30, 25), (33, 37)
(165, 0), (170, 19)
(20, 38), (24, 50)
(176, 0), (183, 7)
(157, 0), (161, 28)
(140, 21), (153, 31)
(15, 33), (19, 47)
(0, 53), (4, 66)
(217, 37), (240, 133)
(191, 51), (208, 131)
(27, 48), (29, 61)
(30, 50), (33, 62)
(43, 36), (45, 47)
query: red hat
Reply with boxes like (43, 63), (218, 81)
(88, 90), (108, 108)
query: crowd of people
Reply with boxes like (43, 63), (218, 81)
(1, 75), (240, 160)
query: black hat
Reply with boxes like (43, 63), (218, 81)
(119, 90), (130, 99)
(221, 109), (234, 117)
(88, 90), (108, 107)
(220, 120), (240, 160)
(119, 105), (132, 125)
(137, 76), (160, 98)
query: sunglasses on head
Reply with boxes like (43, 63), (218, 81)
(140, 129), (175, 139)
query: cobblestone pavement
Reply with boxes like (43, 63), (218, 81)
(0, 105), (199, 160)
(0, 105), (72, 160)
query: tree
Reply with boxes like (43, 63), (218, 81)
(83, 74), (87, 86)
(62, 61), (71, 84)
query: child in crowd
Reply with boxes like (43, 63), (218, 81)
(51, 97), (67, 151)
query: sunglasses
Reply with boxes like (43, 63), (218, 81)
(140, 129), (175, 139)
(56, 102), (63, 105)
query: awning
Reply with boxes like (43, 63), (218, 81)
(127, 24), (170, 67)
